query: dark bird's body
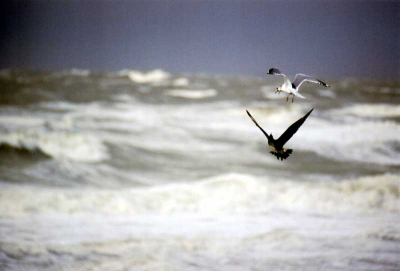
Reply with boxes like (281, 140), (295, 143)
(246, 109), (314, 160)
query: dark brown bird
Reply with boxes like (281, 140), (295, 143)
(246, 108), (314, 161)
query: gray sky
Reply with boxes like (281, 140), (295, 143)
(1, 0), (399, 79)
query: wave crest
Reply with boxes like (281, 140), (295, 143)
(117, 69), (170, 84)
(1, 173), (398, 216)
(0, 127), (108, 163)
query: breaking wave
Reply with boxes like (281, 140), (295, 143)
(294, 117), (400, 165)
(1, 173), (398, 216)
(0, 127), (108, 163)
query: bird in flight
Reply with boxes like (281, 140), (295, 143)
(246, 108), (314, 161)
(267, 68), (329, 103)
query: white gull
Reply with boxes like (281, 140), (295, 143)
(267, 68), (329, 102)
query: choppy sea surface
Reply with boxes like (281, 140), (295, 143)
(0, 69), (399, 271)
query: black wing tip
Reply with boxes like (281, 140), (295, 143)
(318, 80), (330, 88)
(246, 109), (255, 121)
(267, 68), (281, 75)
(246, 110), (258, 123)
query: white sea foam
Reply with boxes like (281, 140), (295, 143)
(334, 104), (400, 118)
(1, 173), (398, 217)
(0, 115), (45, 130)
(119, 69), (170, 84)
(172, 77), (190, 87)
(39, 101), (85, 111)
(165, 89), (217, 99)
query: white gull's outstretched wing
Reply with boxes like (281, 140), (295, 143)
(268, 68), (291, 89)
(292, 74), (329, 90)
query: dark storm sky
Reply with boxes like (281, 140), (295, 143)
(1, 0), (399, 79)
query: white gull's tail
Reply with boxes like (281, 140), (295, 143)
(293, 91), (306, 99)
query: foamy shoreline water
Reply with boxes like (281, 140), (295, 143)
(1, 210), (399, 271)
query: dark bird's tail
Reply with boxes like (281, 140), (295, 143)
(270, 148), (293, 161)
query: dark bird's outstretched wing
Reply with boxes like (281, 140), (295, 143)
(276, 108), (314, 148)
(246, 110), (269, 139)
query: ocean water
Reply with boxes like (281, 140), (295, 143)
(0, 69), (399, 271)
